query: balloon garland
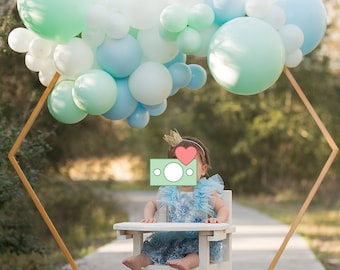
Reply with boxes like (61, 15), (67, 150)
(8, 0), (327, 128)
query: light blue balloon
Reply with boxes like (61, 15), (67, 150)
(144, 100), (167, 116)
(97, 35), (142, 78)
(168, 63), (192, 89)
(127, 104), (150, 128)
(186, 64), (207, 90)
(102, 78), (138, 120)
(276, 0), (327, 55)
(204, 0), (246, 26)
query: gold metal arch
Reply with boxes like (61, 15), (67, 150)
(7, 68), (338, 270)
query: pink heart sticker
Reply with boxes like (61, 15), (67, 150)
(175, 146), (197, 166)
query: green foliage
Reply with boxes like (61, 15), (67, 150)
(0, 114), (53, 255)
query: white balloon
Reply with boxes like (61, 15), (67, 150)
(245, 0), (272, 19)
(105, 13), (130, 39)
(264, 5), (286, 30)
(285, 49), (303, 68)
(25, 53), (52, 72)
(122, 0), (165, 30)
(29, 38), (54, 58)
(8, 27), (37, 53)
(129, 62), (172, 105)
(82, 28), (106, 48)
(38, 65), (58, 87)
(137, 26), (179, 63)
(279, 24), (304, 53)
(53, 37), (94, 78)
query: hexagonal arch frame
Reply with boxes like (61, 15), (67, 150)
(8, 68), (338, 270)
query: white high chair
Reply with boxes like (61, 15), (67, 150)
(113, 190), (235, 270)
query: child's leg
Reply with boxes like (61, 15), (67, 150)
(122, 253), (153, 270)
(166, 253), (199, 270)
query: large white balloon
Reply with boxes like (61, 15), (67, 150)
(129, 62), (172, 105)
(54, 37), (94, 78)
(137, 26), (179, 63)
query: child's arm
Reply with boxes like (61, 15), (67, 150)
(206, 191), (229, 223)
(140, 199), (158, 223)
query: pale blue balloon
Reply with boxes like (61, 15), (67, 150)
(186, 64), (207, 90)
(204, 0), (246, 26)
(276, 0), (327, 55)
(144, 100), (167, 116)
(102, 78), (138, 120)
(127, 104), (150, 128)
(168, 63), (192, 89)
(96, 35), (142, 78)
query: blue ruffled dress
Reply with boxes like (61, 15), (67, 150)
(142, 174), (225, 265)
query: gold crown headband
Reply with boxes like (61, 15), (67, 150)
(163, 130), (206, 156)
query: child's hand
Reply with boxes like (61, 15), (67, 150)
(141, 217), (157, 223)
(205, 217), (222, 224)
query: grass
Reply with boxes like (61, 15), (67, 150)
(236, 191), (340, 270)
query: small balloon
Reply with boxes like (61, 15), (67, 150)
(8, 27), (37, 53)
(168, 63), (192, 89)
(29, 37), (54, 58)
(48, 80), (88, 124)
(279, 24), (304, 53)
(176, 27), (202, 55)
(38, 66), (58, 87)
(186, 64), (207, 90)
(285, 49), (303, 68)
(102, 78), (138, 120)
(105, 13), (130, 39)
(188, 3), (215, 31)
(160, 4), (188, 33)
(82, 28), (106, 48)
(73, 69), (118, 115)
(127, 104), (150, 128)
(144, 99), (167, 116)
(263, 5), (286, 30)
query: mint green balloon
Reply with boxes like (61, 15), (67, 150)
(73, 69), (118, 115)
(48, 80), (88, 124)
(208, 17), (285, 95)
(17, 0), (94, 42)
